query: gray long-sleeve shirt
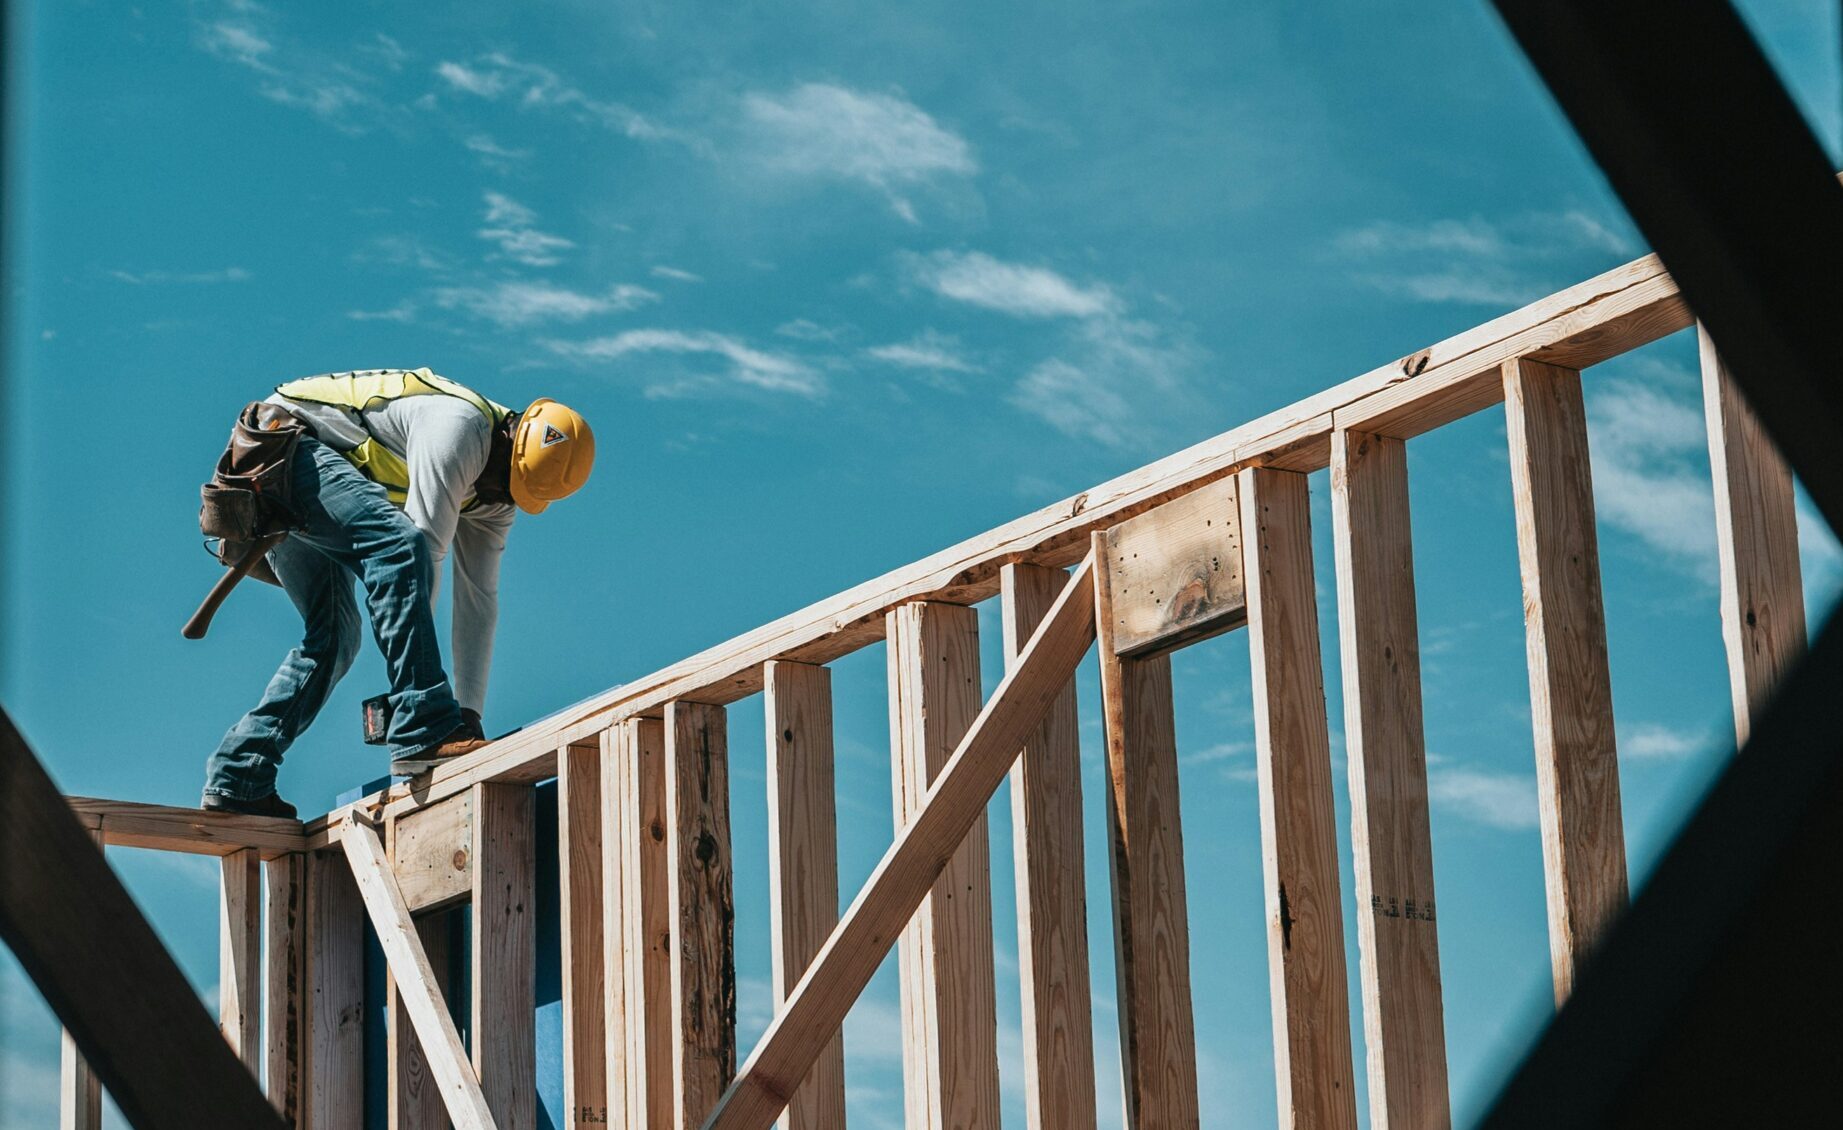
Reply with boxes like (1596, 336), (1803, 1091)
(268, 390), (514, 713)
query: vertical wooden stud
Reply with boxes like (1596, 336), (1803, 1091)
(58, 1026), (102, 1130)
(1092, 531), (1202, 1130)
(304, 849), (364, 1130)
(58, 828), (104, 1130)
(763, 661), (849, 1130)
(1700, 326), (1809, 744)
(1503, 357), (1630, 1002)
(473, 782), (537, 1130)
(1000, 563), (1097, 1130)
(221, 848), (262, 1066)
(601, 726), (631, 1127)
(887, 600), (1004, 1130)
(386, 810), (453, 1130)
(1238, 467), (1359, 1129)
(667, 701), (736, 1128)
(609, 717), (673, 1128)
(561, 737), (610, 1129)
(1329, 428), (1450, 1130)
(388, 910), (454, 1130)
(262, 853), (304, 1123)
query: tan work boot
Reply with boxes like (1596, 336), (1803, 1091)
(390, 725), (491, 776)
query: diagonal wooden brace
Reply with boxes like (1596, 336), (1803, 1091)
(701, 553), (1099, 1130)
(338, 815), (500, 1130)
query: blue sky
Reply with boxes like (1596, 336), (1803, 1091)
(4, 1), (1840, 1126)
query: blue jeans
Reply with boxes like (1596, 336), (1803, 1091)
(203, 435), (463, 801)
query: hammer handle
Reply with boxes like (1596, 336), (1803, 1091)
(182, 534), (287, 640)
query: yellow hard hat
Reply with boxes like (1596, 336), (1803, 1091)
(509, 399), (595, 514)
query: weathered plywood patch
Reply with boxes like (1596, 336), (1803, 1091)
(1103, 478), (1246, 656)
(390, 791), (473, 915)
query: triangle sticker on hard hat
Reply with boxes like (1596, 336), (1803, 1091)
(541, 424), (568, 448)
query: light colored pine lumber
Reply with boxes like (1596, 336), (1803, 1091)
(304, 848), (364, 1130)
(381, 254), (1692, 823)
(341, 816), (498, 1130)
(473, 783), (537, 1130)
(887, 601), (1003, 1130)
(1237, 467), (1359, 1129)
(65, 796), (305, 858)
(1699, 326), (1809, 744)
(385, 813), (454, 1130)
(703, 556), (1097, 1129)
(608, 717), (673, 1129)
(668, 701), (737, 1128)
(262, 853), (304, 1121)
(599, 725), (632, 1128)
(392, 790), (474, 915)
(762, 661), (848, 1130)
(1329, 428), (1450, 1130)
(1336, 270), (1686, 439)
(389, 911), (454, 1130)
(1001, 562), (1097, 1130)
(220, 848), (262, 1066)
(58, 827), (105, 1130)
(560, 737), (610, 1129)
(1093, 531), (1202, 1130)
(1503, 358), (1630, 1002)
(1100, 478), (1246, 656)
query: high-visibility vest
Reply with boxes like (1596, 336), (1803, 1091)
(275, 368), (511, 507)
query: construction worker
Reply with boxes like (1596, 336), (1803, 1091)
(200, 368), (594, 817)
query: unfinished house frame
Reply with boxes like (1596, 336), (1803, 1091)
(14, 7), (1843, 1116)
(9, 215), (1823, 1130)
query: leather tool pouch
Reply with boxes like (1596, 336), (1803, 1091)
(200, 401), (309, 581)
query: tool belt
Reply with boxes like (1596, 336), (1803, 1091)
(199, 401), (310, 584)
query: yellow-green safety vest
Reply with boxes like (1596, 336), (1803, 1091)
(275, 368), (512, 507)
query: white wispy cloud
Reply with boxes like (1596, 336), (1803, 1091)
(1621, 721), (1703, 761)
(1372, 270), (1535, 306)
(433, 281), (657, 327)
(345, 301), (418, 323)
(897, 248), (1204, 448)
(841, 995), (905, 1064)
(434, 52), (669, 141)
(358, 32), (409, 71)
(907, 250), (1116, 319)
(1009, 316), (1201, 449)
(435, 60), (504, 97)
(1336, 209), (1637, 307)
(1429, 764), (1540, 831)
(464, 134), (531, 167)
(865, 330), (978, 374)
(775, 318), (843, 342)
(110, 266), (251, 285)
(547, 328), (821, 395)
(1586, 370), (1718, 573)
(650, 265), (703, 283)
(192, 8), (383, 133)
(199, 20), (274, 68)
(477, 191), (574, 266)
(742, 83), (975, 221)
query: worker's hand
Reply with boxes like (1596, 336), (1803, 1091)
(459, 708), (485, 742)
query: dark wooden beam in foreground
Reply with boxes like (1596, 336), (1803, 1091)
(1481, 1), (1843, 1124)
(0, 708), (287, 1130)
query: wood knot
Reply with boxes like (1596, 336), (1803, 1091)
(1167, 575), (1211, 624)
(1401, 349), (1432, 377)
